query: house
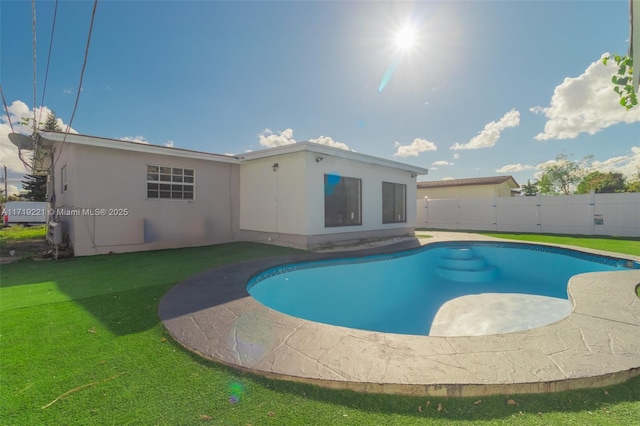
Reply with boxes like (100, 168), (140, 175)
(417, 176), (520, 199)
(12, 131), (428, 256)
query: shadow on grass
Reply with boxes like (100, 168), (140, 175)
(176, 340), (640, 421)
(0, 243), (304, 335)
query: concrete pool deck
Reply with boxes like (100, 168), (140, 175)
(159, 233), (640, 397)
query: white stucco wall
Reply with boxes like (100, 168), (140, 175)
(304, 152), (417, 235)
(240, 149), (418, 247)
(239, 151), (309, 235)
(52, 143), (240, 255)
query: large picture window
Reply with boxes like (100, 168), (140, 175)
(324, 174), (362, 227)
(147, 165), (195, 200)
(382, 181), (406, 223)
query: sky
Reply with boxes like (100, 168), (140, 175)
(1, 0), (639, 195)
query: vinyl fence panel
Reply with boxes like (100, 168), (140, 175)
(417, 192), (640, 237)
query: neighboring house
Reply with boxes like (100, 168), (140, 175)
(13, 131), (428, 256)
(417, 176), (520, 199)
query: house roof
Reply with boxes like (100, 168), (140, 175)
(239, 141), (430, 175)
(37, 131), (241, 164)
(417, 175), (519, 189)
(33, 132), (429, 174)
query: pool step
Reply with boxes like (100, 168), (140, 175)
(436, 248), (498, 283)
(438, 256), (487, 270)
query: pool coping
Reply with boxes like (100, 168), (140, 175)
(159, 236), (640, 397)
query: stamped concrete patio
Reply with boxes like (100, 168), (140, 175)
(158, 233), (640, 397)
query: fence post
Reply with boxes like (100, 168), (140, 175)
(536, 193), (542, 233)
(589, 190), (595, 235)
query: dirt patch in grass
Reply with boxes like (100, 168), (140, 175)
(0, 238), (51, 263)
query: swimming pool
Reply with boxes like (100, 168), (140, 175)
(248, 242), (637, 336)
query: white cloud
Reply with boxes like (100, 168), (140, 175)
(531, 54), (640, 140)
(450, 109), (520, 150)
(496, 163), (536, 173)
(257, 128), (351, 150)
(120, 136), (149, 144)
(164, 140), (174, 148)
(393, 138), (437, 157)
(308, 135), (350, 150)
(432, 160), (451, 166)
(5, 183), (21, 196)
(590, 146), (640, 179)
(258, 128), (296, 148)
(0, 100), (76, 174)
(452, 153), (460, 159)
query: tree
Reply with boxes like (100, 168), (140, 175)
(537, 154), (591, 195)
(20, 110), (62, 132)
(43, 111), (62, 131)
(17, 112), (59, 201)
(520, 179), (538, 196)
(603, 54), (637, 110)
(576, 171), (627, 194)
(21, 174), (47, 201)
(626, 166), (640, 192)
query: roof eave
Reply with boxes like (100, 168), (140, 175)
(240, 142), (429, 175)
(38, 131), (240, 164)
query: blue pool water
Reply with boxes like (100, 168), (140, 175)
(247, 242), (637, 336)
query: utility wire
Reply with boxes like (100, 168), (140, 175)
(54, 0), (99, 168)
(32, 0), (37, 134)
(0, 85), (15, 133)
(0, 85), (31, 171)
(37, 0), (59, 129)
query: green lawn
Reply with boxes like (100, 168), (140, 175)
(0, 224), (47, 243)
(1, 239), (639, 425)
(476, 232), (640, 257)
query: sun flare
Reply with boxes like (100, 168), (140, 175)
(394, 24), (417, 51)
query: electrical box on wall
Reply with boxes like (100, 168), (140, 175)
(47, 221), (63, 245)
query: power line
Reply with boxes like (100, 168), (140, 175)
(31, 0), (37, 134)
(0, 84), (15, 133)
(1, 85), (31, 171)
(37, 0), (59, 129)
(54, 0), (99, 167)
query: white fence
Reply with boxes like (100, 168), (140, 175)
(416, 192), (640, 237)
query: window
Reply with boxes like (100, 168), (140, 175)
(382, 182), (406, 223)
(146, 165), (195, 200)
(61, 165), (68, 193)
(324, 174), (361, 227)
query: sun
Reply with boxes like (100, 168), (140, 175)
(394, 24), (417, 51)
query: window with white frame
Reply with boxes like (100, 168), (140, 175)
(324, 174), (362, 227)
(382, 181), (406, 223)
(146, 165), (195, 200)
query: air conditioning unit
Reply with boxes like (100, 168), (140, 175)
(47, 221), (63, 245)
